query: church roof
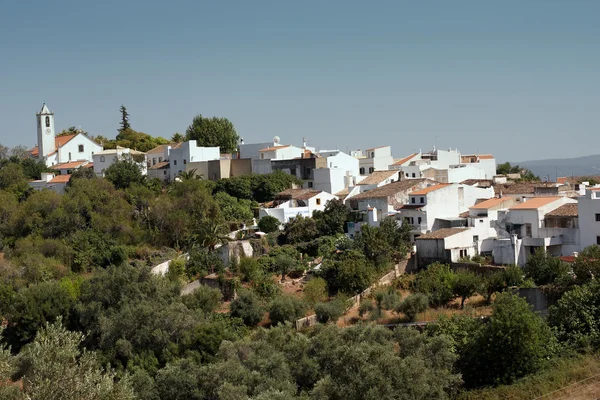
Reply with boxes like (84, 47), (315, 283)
(29, 134), (77, 157)
(38, 103), (52, 115)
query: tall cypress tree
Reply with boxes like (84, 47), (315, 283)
(119, 105), (131, 133)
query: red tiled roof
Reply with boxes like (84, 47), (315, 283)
(393, 153), (418, 166)
(29, 134), (78, 157)
(478, 154), (494, 160)
(546, 204), (578, 217)
(509, 197), (562, 210)
(49, 174), (71, 183)
(50, 160), (88, 170)
(358, 170), (399, 185)
(470, 197), (515, 210)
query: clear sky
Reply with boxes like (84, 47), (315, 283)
(1, 0), (599, 161)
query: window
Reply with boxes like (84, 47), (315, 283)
(261, 153), (265, 159)
(420, 197), (424, 204)
(68, 152), (72, 160)
(417, 217), (422, 224)
(45, 116), (50, 127)
(411, 197), (416, 204)
(369, 167), (374, 174)
(412, 173), (416, 178)
(359, 167), (365, 175)
(183, 159), (187, 165)
(316, 198), (321, 205)
(596, 213), (600, 222)
(290, 168), (296, 176)
(173, 160), (177, 165)
(153, 158), (157, 165)
(525, 224), (532, 238)
(597, 236), (600, 245)
(100, 156), (105, 162)
(78, 145), (84, 152)
(405, 173), (409, 177)
(410, 217), (414, 224)
(473, 235), (479, 242)
(307, 181), (313, 188)
(158, 157), (163, 163)
(370, 152), (375, 158)
(164, 171), (167, 175)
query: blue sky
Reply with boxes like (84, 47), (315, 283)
(1, 0), (599, 161)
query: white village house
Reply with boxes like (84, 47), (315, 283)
(258, 189), (337, 224)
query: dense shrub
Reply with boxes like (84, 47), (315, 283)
(230, 289), (264, 326)
(397, 293), (429, 322)
(269, 295), (307, 326)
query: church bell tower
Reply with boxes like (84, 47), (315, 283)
(36, 103), (56, 161)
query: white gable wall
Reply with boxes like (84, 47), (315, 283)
(57, 134), (103, 164)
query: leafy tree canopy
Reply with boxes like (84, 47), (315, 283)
(185, 114), (240, 153)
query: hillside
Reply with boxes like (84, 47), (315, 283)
(514, 154), (600, 180)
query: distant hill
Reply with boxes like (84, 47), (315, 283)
(514, 154), (600, 181)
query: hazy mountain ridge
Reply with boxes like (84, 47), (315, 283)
(513, 154), (600, 180)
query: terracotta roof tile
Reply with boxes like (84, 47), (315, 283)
(416, 228), (470, 240)
(410, 183), (450, 195)
(49, 174), (71, 183)
(358, 170), (399, 185)
(275, 188), (322, 201)
(470, 197), (515, 210)
(148, 161), (170, 170)
(29, 134), (78, 157)
(50, 160), (88, 169)
(509, 197), (562, 210)
(352, 179), (431, 200)
(461, 179), (493, 187)
(546, 203), (578, 217)
(393, 153), (418, 166)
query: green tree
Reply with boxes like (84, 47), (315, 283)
(230, 289), (264, 326)
(312, 199), (350, 236)
(462, 293), (556, 387)
(177, 169), (204, 181)
(320, 250), (374, 295)
(185, 114), (240, 153)
(314, 296), (346, 324)
(452, 271), (481, 308)
(269, 295), (307, 325)
(303, 277), (328, 307)
(119, 105), (131, 132)
(181, 284), (223, 314)
(14, 319), (136, 400)
(273, 254), (297, 282)
(524, 248), (570, 286)
(397, 293), (429, 322)
(414, 262), (456, 307)
(548, 280), (600, 350)
(3, 281), (75, 351)
(104, 158), (145, 189)
(572, 245), (600, 284)
(171, 132), (185, 143)
(479, 270), (506, 304)
(258, 215), (281, 233)
(283, 215), (319, 244)
(0, 163), (30, 198)
(215, 191), (253, 223)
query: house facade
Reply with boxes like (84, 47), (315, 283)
(258, 189), (337, 224)
(93, 146), (147, 177)
(169, 140), (220, 181)
(397, 183), (495, 241)
(579, 188), (600, 248)
(357, 146), (394, 175)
